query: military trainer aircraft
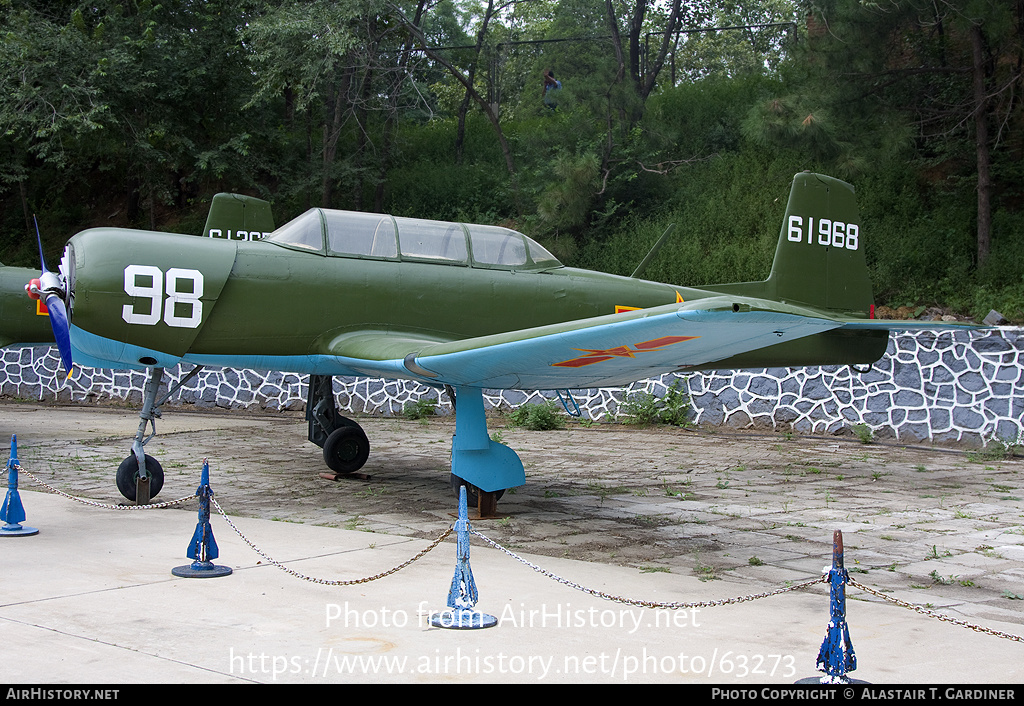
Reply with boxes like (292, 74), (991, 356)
(2, 172), (971, 507)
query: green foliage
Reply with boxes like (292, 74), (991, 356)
(535, 151), (601, 236)
(620, 378), (693, 427)
(402, 397), (438, 420)
(741, 96), (846, 163)
(571, 148), (797, 287)
(384, 115), (513, 221)
(670, 0), (797, 82)
(851, 423), (874, 444)
(658, 379), (693, 427)
(508, 400), (564, 431)
(0, 0), (1020, 322)
(620, 391), (661, 425)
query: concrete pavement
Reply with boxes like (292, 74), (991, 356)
(2, 487), (1021, 684)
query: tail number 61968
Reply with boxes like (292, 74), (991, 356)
(787, 216), (859, 251)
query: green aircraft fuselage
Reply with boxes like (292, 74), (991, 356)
(0, 264), (54, 348)
(63, 225), (885, 375)
(8, 172), (890, 378)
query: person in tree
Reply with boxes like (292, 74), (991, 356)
(542, 69), (561, 111)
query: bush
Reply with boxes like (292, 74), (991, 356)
(508, 400), (564, 431)
(851, 423), (874, 444)
(621, 391), (661, 425)
(620, 378), (693, 427)
(403, 398), (438, 420)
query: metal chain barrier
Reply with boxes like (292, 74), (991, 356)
(211, 496), (453, 585)
(12, 455), (1024, 643)
(849, 577), (1024, 643)
(473, 530), (1024, 643)
(472, 529), (826, 609)
(13, 457), (454, 585)
(16, 464), (196, 510)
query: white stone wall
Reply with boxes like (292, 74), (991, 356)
(2, 328), (1021, 447)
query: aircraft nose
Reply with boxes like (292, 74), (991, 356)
(60, 243), (75, 317)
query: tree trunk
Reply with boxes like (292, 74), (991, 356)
(389, 2), (519, 211)
(322, 67), (353, 209)
(455, 0), (494, 165)
(20, 180), (31, 238)
(376, 0), (428, 212)
(971, 24), (992, 266)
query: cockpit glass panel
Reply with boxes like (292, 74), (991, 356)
(323, 210), (398, 258)
(265, 210), (324, 252)
(395, 218), (468, 264)
(467, 225), (528, 268)
(267, 209), (560, 270)
(526, 238), (561, 268)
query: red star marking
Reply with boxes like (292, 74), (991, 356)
(552, 335), (698, 368)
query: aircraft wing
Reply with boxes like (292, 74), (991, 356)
(836, 319), (981, 332)
(320, 297), (850, 389)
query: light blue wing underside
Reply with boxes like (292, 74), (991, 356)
(412, 309), (840, 388)
(322, 300), (845, 389)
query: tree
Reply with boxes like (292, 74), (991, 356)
(604, 0), (687, 108)
(0, 0), (260, 240)
(798, 0), (1024, 266)
(389, 0), (519, 181)
(0, 3), (107, 233)
(668, 0), (798, 82)
(245, 0), (370, 209)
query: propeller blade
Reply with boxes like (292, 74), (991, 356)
(44, 293), (74, 379)
(31, 216), (74, 379)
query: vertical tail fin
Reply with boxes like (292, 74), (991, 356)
(765, 172), (874, 315)
(202, 193), (276, 241)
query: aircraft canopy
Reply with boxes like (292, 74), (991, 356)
(266, 209), (561, 270)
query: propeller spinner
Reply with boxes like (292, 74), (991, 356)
(26, 218), (74, 379)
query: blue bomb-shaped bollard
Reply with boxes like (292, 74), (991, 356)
(816, 530), (857, 682)
(1, 435), (38, 537)
(429, 485), (497, 629)
(795, 529), (866, 684)
(172, 459), (232, 578)
(797, 530), (866, 684)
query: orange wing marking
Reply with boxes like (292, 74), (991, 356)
(552, 335), (698, 368)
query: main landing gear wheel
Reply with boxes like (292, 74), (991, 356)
(323, 425), (370, 475)
(116, 454), (165, 501)
(449, 474), (505, 505)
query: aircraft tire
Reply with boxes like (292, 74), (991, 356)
(449, 474), (505, 504)
(323, 425), (370, 474)
(116, 454), (165, 501)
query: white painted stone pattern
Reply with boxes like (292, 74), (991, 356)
(2, 329), (1021, 447)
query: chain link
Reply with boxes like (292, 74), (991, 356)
(12, 460), (1024, 643)
(15, 464), (197, 510)
(849, 577), (1024, 643)
(472, 529), (825, 609)
(211, 496), (453, 585)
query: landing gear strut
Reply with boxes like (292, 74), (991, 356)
(449, 386), (523, 517)
(307, 374), (370, 476)
(305, 377), (519, 513)
(117, 365), (203, 502)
